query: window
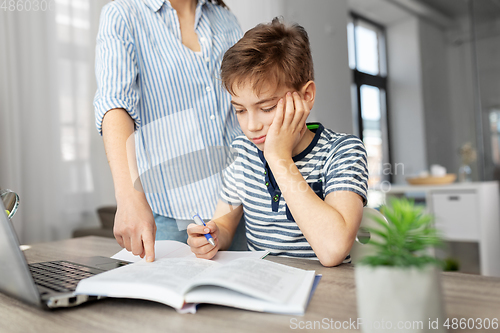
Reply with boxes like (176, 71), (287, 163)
(347, 13), (391, 187)
(55, 0), (94, 193)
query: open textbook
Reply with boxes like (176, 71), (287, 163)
(75, 241), (317, 315)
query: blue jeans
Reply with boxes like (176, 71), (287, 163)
(154, 214), (248, 251)
(154, 214), (190, 243)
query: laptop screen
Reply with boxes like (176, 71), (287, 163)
(0, 199), (41, 307)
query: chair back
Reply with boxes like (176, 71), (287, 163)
(350, 207), (389, 264)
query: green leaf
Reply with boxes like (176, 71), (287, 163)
(358, 197), (443, 268)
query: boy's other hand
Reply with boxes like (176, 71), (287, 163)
(264, 91), (310, 161)
(187, 221), (220, 259)
(114, 194), (157, 262)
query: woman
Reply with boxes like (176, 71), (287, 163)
(95, 0), (244, 261)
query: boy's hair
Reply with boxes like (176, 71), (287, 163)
(221, 17), (314, 95)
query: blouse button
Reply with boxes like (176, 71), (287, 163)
(273, 195), (279, 202)
(265, 182), (269, 187)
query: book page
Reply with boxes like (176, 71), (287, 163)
(210, 250), (268, 264)
(76, 257), (218, 309)
(135, 258), (218, 292)
(184, 270), (317, 315)
(111, 240), (269, 264)
(188, 258), (308, 304)
(111, 240), (192, 262)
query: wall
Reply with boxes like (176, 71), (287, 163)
(475, 24), (500, 180)
(446, 26), (477, 179)
(225, 0), (354, 134)
(386, 18), (428, 183)
(476, 34), (500, 112)
(419, 20), (455, 174)
(444, 15), (500, 181)
(389, 13), (499, 183)
(225, 0), (284, 33)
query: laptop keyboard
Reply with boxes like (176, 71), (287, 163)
(28, 261), (97, 293)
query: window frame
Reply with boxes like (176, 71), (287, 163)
(349, 12), (393, 184)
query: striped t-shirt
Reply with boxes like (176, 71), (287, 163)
(220, 124), (369, 261)
(94, 0), (243, 220)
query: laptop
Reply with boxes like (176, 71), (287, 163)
(0, 199), (129, 309)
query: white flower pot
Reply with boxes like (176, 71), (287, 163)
(355, 265), (446, 333)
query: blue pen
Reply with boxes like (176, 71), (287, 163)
(190, 211), (215, 247)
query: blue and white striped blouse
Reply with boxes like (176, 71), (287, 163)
(220, 124), (369, 261)
(94, 0), (243, 220)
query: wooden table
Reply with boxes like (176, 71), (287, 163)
(1, 236), (499, 333)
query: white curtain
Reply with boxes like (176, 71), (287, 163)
(0, 0), (115, 244)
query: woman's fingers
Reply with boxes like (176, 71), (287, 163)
(130, 234), (144, 256)
(115, 234), (125, 248)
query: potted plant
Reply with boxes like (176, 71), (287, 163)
(355, 198), (446, 333)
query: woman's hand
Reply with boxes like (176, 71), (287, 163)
(114, 192), (157, 262)
(187, 221), (220, 259)
(264, 92), (310, 162)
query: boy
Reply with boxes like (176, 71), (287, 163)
(187, 18), (368, 267)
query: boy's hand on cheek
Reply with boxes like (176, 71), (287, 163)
(264, 92), (309, 162)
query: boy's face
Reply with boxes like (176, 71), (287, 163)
(230, 83), (293, 151)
